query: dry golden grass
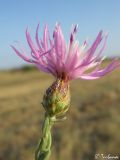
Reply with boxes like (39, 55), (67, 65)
(0, 64), (120, 160)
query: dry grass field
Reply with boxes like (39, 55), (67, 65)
(0, 63), (120, 160)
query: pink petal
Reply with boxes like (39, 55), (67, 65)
(35, 24), (44, 52)
(43, 24), (49, 51)
(81, 31), (103, 66)
(65, 25), (78, 64)
(80, 75), (100, 80)
(11, 45), (32, 62)
(79, 59), (120, 80)
(26, 28), (40, 58)
(66, 50), (78, 73)
(35, 63), (51, 73)
(53, 24), (66, 71)
(92, 60), (120, 77)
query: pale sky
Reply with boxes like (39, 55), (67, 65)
(0, 0), (120, 69)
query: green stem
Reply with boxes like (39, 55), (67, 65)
(35, 114), (53, 160)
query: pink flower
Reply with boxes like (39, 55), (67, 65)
(11, 24), (120, 80)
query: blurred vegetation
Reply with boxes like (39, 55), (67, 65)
(0, 62), (120, 160)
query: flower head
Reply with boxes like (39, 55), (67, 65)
(11, 24), (120, 81)
(12, 24), (120, 117)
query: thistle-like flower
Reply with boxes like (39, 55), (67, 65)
(11, 24), (120, 116)
(11, 23), (120, 160)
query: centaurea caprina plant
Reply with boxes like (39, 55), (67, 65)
(11, 23), (120, 160)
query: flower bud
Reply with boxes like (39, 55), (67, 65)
(42, 79), (70, 117)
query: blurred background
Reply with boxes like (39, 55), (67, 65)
(0, 0), (120, 160)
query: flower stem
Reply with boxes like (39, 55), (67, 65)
(35, 114), (54, 160)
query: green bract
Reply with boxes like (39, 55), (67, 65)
(42, 79), (70, 117)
